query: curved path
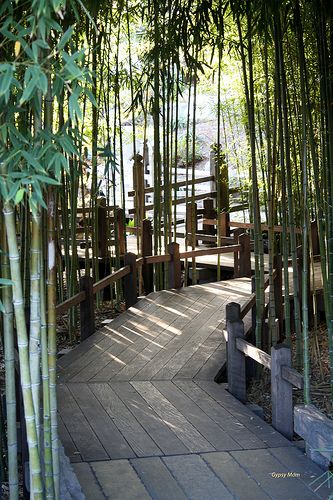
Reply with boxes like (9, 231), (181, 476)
(57, 279), (328, 499)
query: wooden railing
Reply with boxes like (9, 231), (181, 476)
(225, 301), (304, 440)
(56, 236), (251, 342)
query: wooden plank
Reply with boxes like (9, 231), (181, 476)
(57, 293), (163, 371)
(202, 452), (270, 500)
(131, 381), (215, 453)
(281, 365), (304, 389)
(174, 380), (266, 450)
(135, 293), (220, 381)
(68, 383), (136, 459)
(194, 342), (226, 381)
(110, 381), (189, 456)
(91, 382), (162, 457)
(131, 457), (187, 500)
(57, 384), (108, 462)
(91, 460), (151, 500)
(236, 338), (271, 369)
(90, 291), (189, 382)
(153, 381), (241, 451)
(113, 293), (204, 382)
(153, 294), (231, 380)
(60, 293), (167, 381)
(162, 455), (233, 500)
(197, 381), (292, 448)
(68, 293), (173, 381)
(174, 328), (224, 380)
(230, 449), (318, 499)
(72, 463), (105, 499)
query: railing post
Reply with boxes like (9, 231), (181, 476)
(238, 233), (251, 277)
(116, 207), (126, 256)
(124, 252), (137, 308)
(141, 219), (153, 294)
(80, 275), (95, 341)
(168, 242), (181, 289)
(311, 220), (319, 256)
(186, 201), (198, 247)
(218, 211), (230, 238)
(203, 198), (215, 239)
(226, 302), (246, 402)
(271, 344), (293, 440)
(97, 197), (108, 258)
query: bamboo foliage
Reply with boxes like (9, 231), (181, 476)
(1, 0), (333, 494)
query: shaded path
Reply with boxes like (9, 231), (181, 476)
(57, 280), (328, 499)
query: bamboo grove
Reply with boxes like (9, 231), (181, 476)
(0, 0), (333, 497)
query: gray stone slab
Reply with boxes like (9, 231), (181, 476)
(72, 462), (104, 500)
(131, 457), (187, 500)
(231, 448), (319, 499)
(202, 451), (270, 500)
(91, 460), (151, 500)
(162, 454), (234, 500)
(269, 446), (332, 498)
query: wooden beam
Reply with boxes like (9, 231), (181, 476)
(226, 302), (246, 402)
(235, 338), (271, 369)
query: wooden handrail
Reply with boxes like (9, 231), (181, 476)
(56, 291), (86, 316)
(240, 272), (273, 320)
(236, 338), (271, 369)
(93, 266), (131, 295)
(129, 192), (217, 214)
(180, 244), (241, 260)
(127, 175), (215, 197)
(202, 218), (302, 234)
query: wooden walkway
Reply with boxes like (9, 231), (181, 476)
(57, 280), (328, 499)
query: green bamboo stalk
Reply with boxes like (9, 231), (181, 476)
(29, 212), (41, 447)
(40, 240), (54, 498)
(0, 211), (18, 499)
(47, 189), (60, 500)
(3, 203), (43, 498)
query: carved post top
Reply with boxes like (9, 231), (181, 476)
(226, 302), (241, 322)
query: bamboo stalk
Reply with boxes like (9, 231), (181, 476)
(0, 211), (18, 499)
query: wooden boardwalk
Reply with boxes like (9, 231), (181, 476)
(57, 280), (328, 499)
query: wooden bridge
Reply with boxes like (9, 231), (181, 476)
(57, 279), (328, 499)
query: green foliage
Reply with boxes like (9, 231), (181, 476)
(0, 0), (93, 213)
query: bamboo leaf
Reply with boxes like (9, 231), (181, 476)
(58, 27), (74, 50)
(14, 188), (25, 204)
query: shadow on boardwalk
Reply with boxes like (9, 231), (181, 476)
(57, 280), (329, 499)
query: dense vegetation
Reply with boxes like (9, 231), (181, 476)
(0, 0), (332, 497)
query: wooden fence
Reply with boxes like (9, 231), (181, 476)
(224, 301), (304, 440)
(56, 237), (251, 341)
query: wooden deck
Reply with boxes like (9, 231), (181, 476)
(57, 279), (328, 499)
